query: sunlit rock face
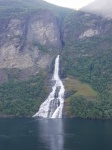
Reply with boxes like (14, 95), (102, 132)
(0, 0), (112, 84)
(27, 10), (62, 51)
(0, 18), (32, 69)
(0, 10), (62, 82)
(79, 28), (99, 39)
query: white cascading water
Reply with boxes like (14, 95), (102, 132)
(33, 55), (65, 118)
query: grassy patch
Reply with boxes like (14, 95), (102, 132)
(63, 77), (112, 119)
(64, 77), (98, 100)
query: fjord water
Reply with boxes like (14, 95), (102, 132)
(33, 55), (65, 118)
(0, 118), (112, 150)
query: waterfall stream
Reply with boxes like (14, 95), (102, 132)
(33, 55), (65, 118)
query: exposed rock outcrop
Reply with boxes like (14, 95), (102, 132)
(27, 10), (62, 51)
(79, 28), (99, 39)
(0, 10), (62, 82)
(62, 11), (112, 44)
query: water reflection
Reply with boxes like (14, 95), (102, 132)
(37, 119), (64, 150)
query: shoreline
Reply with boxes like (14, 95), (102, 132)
(0, 115), (31, 118)
(0, 115), (112, 120)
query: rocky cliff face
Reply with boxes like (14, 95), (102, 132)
(0, 9), (62, 81)
(27, 10), (62, 51)
(62, 11), (112, 43)
(0, 8), (112, 82)
(60, 10), (112, 119)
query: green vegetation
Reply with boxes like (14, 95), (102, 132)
(0, 0), (73, 117)
(0, 0), (73, 19)
(0, 2), (112, 119)
(64, 78), (112, 119)
(33, 41), (49, 53)
(0, 73), (47, 116)
(62, 36), (112, 94)
(68, 95), (112, 119)
(62, 35), (112, 118)
(64, 77), (97, 98)
(61, 11), (112, 119)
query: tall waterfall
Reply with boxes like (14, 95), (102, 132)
(33, 55), (65, 118)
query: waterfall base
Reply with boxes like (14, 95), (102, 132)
(33, 55), (65, 118)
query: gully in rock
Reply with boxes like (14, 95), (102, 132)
(33, 55), (65, 118)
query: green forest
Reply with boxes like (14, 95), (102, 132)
(62, 35), (112, 119)
(0, 0), (72, 19)
(0, 74), (47, 116)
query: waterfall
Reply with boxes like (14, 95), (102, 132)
(33, 55), (65, 118)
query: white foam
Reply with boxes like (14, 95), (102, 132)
(33, 55), (65, 118)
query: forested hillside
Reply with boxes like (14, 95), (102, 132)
(0, 73), (48, 116)
(61, 12), (112, 119)
(0, 0), (112, 119)
(0, 0), (72, 19)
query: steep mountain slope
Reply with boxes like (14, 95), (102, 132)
(0, 0), (73, 82)
(0, 0), (73, 116)
(61, 11), (112, 119)
(0, 0), (72, 19)
(0, 0), (112, 118)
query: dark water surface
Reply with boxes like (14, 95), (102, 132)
(0, 118), (112, 150)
